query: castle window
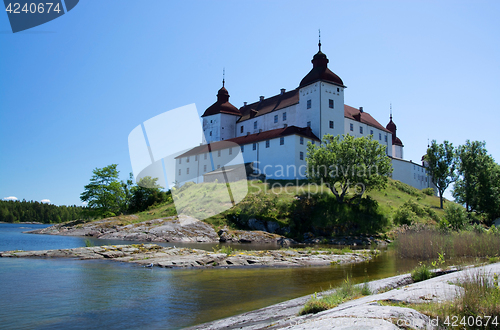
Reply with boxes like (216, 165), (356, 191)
(178, 169), (181, 175)
(379, 133), (382, 140)
(370, 130), (373, 136)
(307, 100), (311, 109)
(186, 168), (189, 175)
(204, 165), (207, 172)
(204, 153), (207, 160)
(350, 123), (353, 131)
(360, 127), (363, 134)
(283, 112), (287, 121)
(253, 143), (257, 150)
(218, 150), (221, 157)
(254, 121), (257, 129)
(274, 115), (278, 123)
(241, 145), (244, 152)
(210, 131), (212, 136)
(311, 141), (315, 145)
(337, 88), (339, 92)
(329, 99), (334, 109)
(280, 137), (285, 145)
(300, 136), (304, 145)
(186, 157), (189, 163)
(329, 121), (334, 129)
(195, 155), (198, 161)
(210, 120), (212, 123)
(307, 121), (311, 128)
(266, 140), (270, 148)
(179, 158), (181, 164)
(300, 152), (304, 160)
(385, 135), (388, 142)
(229, 148), (232, 155)
(240, 126), (243, 133)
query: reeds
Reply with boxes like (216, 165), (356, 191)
(396, 228), (500, 260)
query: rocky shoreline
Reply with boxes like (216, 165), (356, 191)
(186, 262), (500, 329)
(0, 244), (377, 268)
(25, 215), (389, 247)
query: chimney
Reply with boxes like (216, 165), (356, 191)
(359, 107), (364, 113)
(243, 102), (247, 106)
(259, 96), (264, 102)
(280, 88), (286, 95)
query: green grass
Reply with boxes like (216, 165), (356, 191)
(299, 277), (371, 315)
(382, 271), (500, 329)
(411, 263), (433, 282)
(75, 178), (459, 238)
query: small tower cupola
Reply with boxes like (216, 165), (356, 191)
(299, 36), (345, 88)
(386, 109), (403, 147)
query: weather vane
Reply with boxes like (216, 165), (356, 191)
(318, 29), (321, 51)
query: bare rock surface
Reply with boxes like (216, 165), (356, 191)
(28, 215), (220, 242)
(0, 244), (375, 268)
(186, 263), (500, 330)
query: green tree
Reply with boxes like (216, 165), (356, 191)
(306, 134), (392, 203)
(453, 140), (500, 220)
(80, 164), (125, 218)
(129, 176), (168, 213)
(425, 140), (457, 209)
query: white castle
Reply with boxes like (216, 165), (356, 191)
(175, 42), (432, 191)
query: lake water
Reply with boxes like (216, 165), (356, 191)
(0, 223), (420, 330)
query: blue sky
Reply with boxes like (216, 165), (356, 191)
(1, 0), (499, 206)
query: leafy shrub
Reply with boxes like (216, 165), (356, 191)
(422, 188), (435, 196)
(411, 263), (433, 282)
(444, 204), (468, 230)
(393, 206), (417, 225)
(391, 180), (421, 197)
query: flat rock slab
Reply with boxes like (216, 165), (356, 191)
(0, 244), (375, 269)
(28, 215), (220, 243)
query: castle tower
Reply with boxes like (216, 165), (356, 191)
(201, 81), (241, 144)
(298, 39), (345, 140)
(386, 112), (404, 159)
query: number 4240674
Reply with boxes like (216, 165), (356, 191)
(5, 3), (62, 14)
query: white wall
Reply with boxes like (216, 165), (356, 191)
(344, 118), (392, 157)
(391, 158), (434, 191)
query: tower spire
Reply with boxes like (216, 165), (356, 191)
(222, 68), (225, 87)
(318, 29), (321, 51)
(390, 103), (393, 120)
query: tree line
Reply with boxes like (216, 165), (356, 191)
(80, 164), (171, 218)
(426, 139), (500, 222)
(0, 200), (84, 223)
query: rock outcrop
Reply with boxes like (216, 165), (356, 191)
(29, 215), (220, 243)
(0, 244), (376, 269)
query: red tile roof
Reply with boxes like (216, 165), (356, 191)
(237, 89), (299, 123)
(175, 125), (320, 158)
(344, 105), (392, 133)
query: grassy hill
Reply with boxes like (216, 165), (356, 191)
(101, 178), (451, 240)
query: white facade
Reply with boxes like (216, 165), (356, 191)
(175, 46), (431, 192)
(391, 158), (434, 191)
